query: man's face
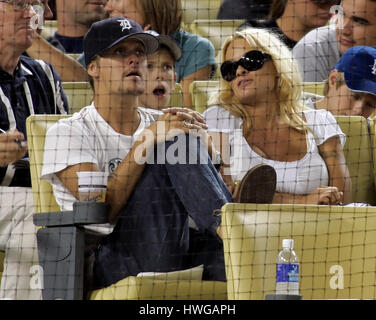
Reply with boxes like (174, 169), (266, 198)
(0, 0), (38, 52)
(105, 0), (145, 26)
(295, 0), (336, 30)
(42, 0), (53, 20)
(94, 39), (148, 97)
(63, 0), (107, 28)
(336, 0), (376, 56)
(328, 82), (376, 118)
(140, 48), (176, 110)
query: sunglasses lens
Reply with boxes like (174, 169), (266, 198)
(220, 61), (237, 82)
(241, 51), (267, 71)
(221, 51), (272, 81)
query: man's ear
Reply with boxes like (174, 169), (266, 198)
(328, 69), (339, 89)
(87, 59), (100, 79)
(174, 72), (177, 84)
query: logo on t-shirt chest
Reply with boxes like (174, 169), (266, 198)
(108, 158), (122, 173)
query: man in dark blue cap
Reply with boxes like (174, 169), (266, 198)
(42, 17), (234, 289)
(314, 46), (376, 118)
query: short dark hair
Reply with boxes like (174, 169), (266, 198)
(269, 0), (287, 20)
(159, 44), (177, 64)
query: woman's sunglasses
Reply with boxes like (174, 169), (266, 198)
(220, 50), (272, 82)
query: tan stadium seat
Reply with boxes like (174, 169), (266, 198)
(62, 82), (93, 114)
(0, 251), (4, 286)
(366, 118), (376, 190)
(89, 276), (227, 300)
(189, 19), (244, 57)
(27, 115), (70, 213)
(221, 203), (376, 300)
(303, 82), (325, 96)
(62, 82), (182, 114)
(334, 116), (376, 205)
(181, 0), (222, 28)
(168, 83), (184, 108)
(189, 80), (219, 114)
(40, 20), (57, 39)
(26, 114), (227, 300)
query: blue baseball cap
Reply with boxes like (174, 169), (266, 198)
(83, 17), (159, 67)
(334, 46), (376, 96)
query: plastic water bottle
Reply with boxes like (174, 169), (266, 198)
(275, 239), (299, 295)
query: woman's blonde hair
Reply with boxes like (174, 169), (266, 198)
(137, 0), (182, 35)
(210, 27), (309, 136)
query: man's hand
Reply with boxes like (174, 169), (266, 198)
(147, 107), (209, 146)
(0, 130), (28, 167)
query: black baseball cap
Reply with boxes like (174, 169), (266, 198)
(83, 17), (159, 67)
(145, 30), (182, 60)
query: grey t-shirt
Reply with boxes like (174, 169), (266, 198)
(293, 25), (340, 82)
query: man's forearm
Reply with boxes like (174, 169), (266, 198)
(26, 34), (87, 82)
(106, 139), (149, 223)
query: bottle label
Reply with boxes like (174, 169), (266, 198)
(276, 264), (299, 283)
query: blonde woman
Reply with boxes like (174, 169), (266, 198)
(203, 27), (351, 205)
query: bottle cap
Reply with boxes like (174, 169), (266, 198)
(282, 239), (294, 249)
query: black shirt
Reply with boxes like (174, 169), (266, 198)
(217, 0), (272, 20)
(48, 32), (84, 54)
(238, 19), (297, 50)
(0, 55), (69, 187)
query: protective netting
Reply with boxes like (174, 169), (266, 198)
(1, 0), (376, 304)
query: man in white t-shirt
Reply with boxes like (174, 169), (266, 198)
(293, 0), (376, 82)
(41, 17), (233, 289)
(313, 46), (376, 118)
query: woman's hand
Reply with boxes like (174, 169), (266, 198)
(305, 186), (344, 205)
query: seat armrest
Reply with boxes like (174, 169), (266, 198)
(33, 202), (109, 227)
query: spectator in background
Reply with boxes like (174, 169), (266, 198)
(239, 0), (338, 49)
(217, 0), (272, 20)
(24, 0), (100, 82)
(0, 0), (68, 299)
(204, 27), (351, 205)
(40, 0), (54, 21)
(48, 0), (107, 53)
(311, 46), (376, 119)
(293, 0), (376, 82)
(103, 0), (217, 109)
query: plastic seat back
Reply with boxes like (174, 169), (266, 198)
(190, 80), (219, 114)
(62, 82), (93, 114)
(222, 203), (376, 300)
(335, 116), (376, 205)
(26, 114), (70, 213)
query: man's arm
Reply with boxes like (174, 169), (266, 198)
(54, 110), (209, 223)
(26, 33), (88, 82)
(55, 139), (147, 224)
